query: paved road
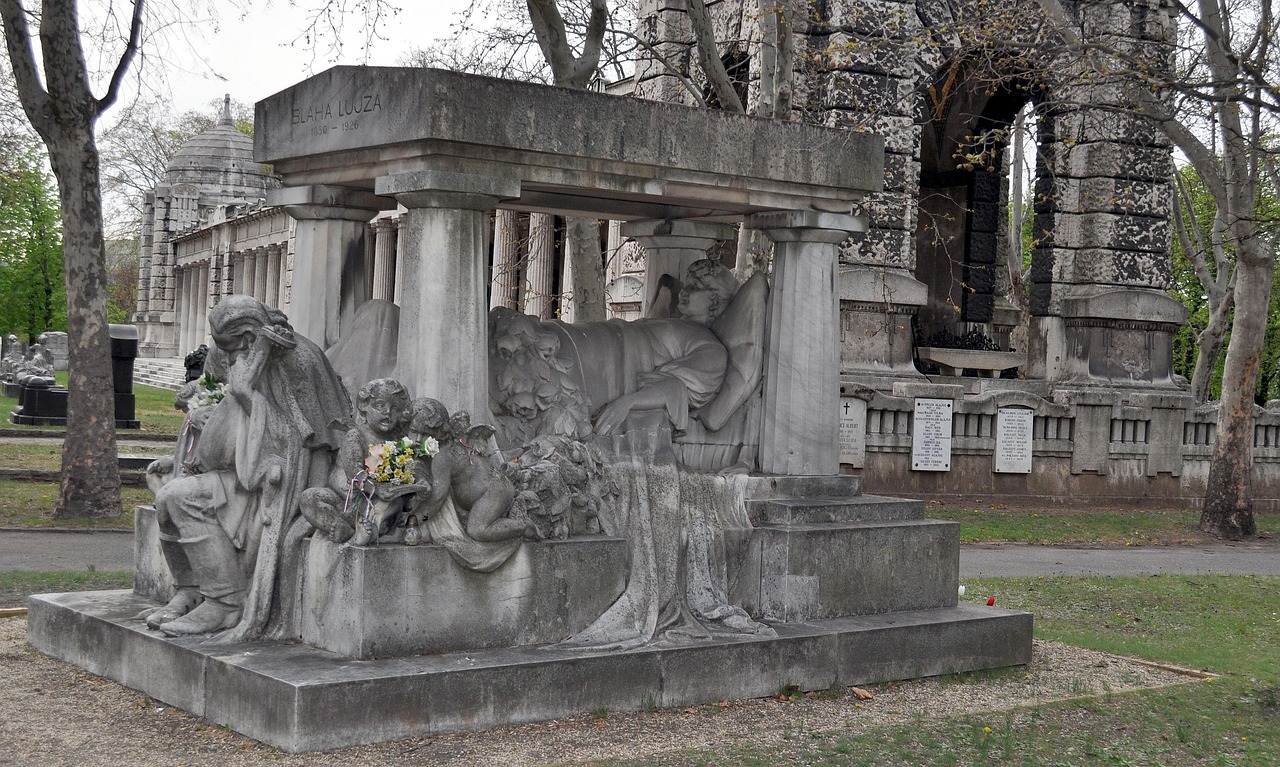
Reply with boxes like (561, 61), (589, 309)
(2, 529), (1278, 576)
(960, 541), (1280, 577)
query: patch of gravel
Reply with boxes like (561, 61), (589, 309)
(0, 616), (1195, 766)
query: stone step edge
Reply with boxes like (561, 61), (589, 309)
(27, 590), (1033, 753)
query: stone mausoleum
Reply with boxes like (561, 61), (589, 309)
(132, 0), (1280, 509)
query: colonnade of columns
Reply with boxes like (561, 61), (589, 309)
(175, 243), (290, 355)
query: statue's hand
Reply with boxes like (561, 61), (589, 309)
(593, 395), (635, 436)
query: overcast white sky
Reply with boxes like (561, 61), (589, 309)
(154, 1), (473, 115)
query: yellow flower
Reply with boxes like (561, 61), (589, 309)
(983, 727), (991, 733)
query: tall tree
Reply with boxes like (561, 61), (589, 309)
(1038, 0), (1279, 538)
(1, 0), (144, 519)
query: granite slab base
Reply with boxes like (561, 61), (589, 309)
(28, 590), (1033, 753)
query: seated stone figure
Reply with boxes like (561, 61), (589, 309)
(0, 334), (22, 380)
(300, 378), (426, 546)
(141, 295), (351, 640)
(14, 342), (55, 386)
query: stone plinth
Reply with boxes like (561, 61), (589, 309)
(302, 535), (627, 659)
(28, 591), (1032, 754)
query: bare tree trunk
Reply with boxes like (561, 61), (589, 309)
(1202, 232), (1268, 540)
(2, 0), (137, 519)
(1190, 297), (1231, 403)
(49, 131), (123, 519)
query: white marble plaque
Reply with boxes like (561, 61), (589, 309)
(995, 408), (1034, 474)
(911, 398), (952, 472)
(838, 397), (867, 467)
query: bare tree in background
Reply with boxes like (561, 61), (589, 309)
(0, 0), (145, 519)
(1036, 0), (1279, 539)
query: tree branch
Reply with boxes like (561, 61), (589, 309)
(95, 0), (145, 117)
(0, 0), (51, 134)
(687, 0), (743, 112)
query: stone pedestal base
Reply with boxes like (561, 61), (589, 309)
(28, 591), (1032, 753)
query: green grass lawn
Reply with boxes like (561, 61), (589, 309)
(0, 569), (132, 607)
(931, 501), (1278, 545)
(590, 575), (1280, 766)
(0, 480), (144, 529)
(1, 371), (184, 435)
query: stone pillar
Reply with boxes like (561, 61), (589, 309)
(371, 218), (398, 301)
(242, 250), (258, 301)
(622, 219), (736, 317)
(375, 170), (520, 417)
(279, 240), (292, 312)
(523, 213), (555, 319)
(392, 217), (405, 305)
(748, 210), (866, 476)
(270, 185), (395, 349)
(265, 245), (283, 308)
(253, 247), (270, 303)
(196, 262), (209, 349)
(490, 208), (521, 310)
(232, 252), (246, 295)
(182, 268), (197, 354)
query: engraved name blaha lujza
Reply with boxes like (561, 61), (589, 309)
(291, 92), (382, 137)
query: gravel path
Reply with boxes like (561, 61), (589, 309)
(0, 616), (1194, 766)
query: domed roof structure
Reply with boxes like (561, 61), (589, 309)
(163, 95), (278, 199)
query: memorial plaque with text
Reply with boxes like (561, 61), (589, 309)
(995, 408), (1034, 474)
(911, 398), (953, 472)
(838, 397), (867, 466)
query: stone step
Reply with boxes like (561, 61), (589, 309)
(743, 474), (863, 501)
(28, 590), (1032, 753)
(747, 494), (923, 525)
(131, 358), (186, 391)
(737, 518), (960, 623)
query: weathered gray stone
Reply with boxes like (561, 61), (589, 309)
(302, 536), (627, 658)
(255, 67), (885, 207)
(27, 591), (1032, 753)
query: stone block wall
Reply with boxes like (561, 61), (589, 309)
(850, 386), (1280, 510)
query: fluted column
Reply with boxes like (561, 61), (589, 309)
(622, 219), (736, 318)
(747, 210), (867, 476)
(371, 218), (398, 301)
(242, 250), (258, 301)
(376, 170), (519, 416)
(252, 246), (269, 303)
(231, 252), (246, 295)
(265, 245), (282, 308)
(196, 263), (210, 349)
(184, 268), (198, 354)
(522, 213), (555, 319)
(271, 185), (394, 348)
(489, 208), (521, 309)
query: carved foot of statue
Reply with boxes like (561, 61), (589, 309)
(137, 587), (201, 629)
(158, 598), (242, 636)
(349, 515), (379, 547)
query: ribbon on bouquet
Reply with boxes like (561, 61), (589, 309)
(343, 470), (376, 532)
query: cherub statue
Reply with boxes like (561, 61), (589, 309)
(409, 399), (527, 544)
(299, 378), (429, 545)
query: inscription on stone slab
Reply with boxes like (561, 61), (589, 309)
(838, 397), (867, 467)
(995, 408), (1034, 474)
(911, 398), (952, 472)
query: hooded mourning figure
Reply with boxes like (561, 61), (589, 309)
(143, 295), (351, 640)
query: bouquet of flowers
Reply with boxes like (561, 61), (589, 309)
(365, 436), (439, 485)
(187, 373), (227, 411)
